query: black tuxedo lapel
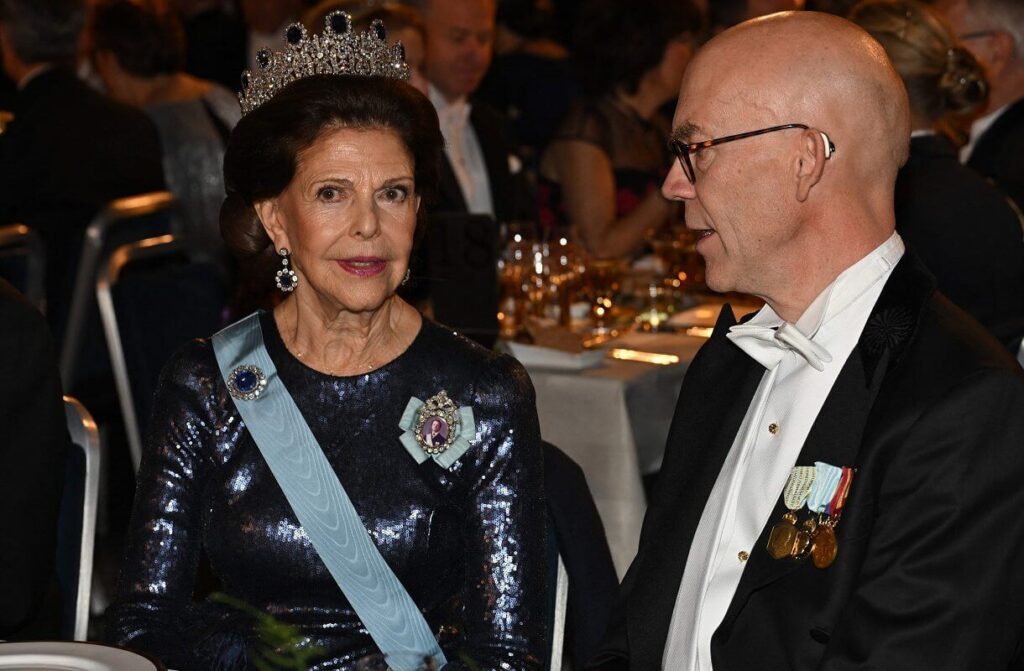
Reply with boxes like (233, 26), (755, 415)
(714, 252), (936, 642)
(628, 305), (764, 670)
(470, 105), (512, 221)
(436, 154), (469, 214)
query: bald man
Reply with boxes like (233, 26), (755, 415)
(934, 0), (1024, 213)
(592, 11), (1024, 671)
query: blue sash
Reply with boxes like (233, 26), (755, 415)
(211, 313), (447, 671)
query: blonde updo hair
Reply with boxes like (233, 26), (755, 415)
(849, 0), (988, 123)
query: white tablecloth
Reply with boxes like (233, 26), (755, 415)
(522, 332), (707, 576)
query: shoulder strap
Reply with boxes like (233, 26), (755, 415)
(211, 313), (447, 671)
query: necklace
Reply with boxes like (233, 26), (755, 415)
(286, 306), (404, 376)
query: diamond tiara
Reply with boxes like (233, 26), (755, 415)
(238, 10), (411, 116)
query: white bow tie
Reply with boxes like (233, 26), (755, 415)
(727, 321), (833, 372)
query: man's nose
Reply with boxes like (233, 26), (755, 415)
(662, 160), (696, 201)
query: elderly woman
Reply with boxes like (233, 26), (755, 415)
(850, 0), (1024, 351)
(107, 16), (548, 671)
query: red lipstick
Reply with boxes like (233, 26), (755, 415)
(336, 257), (386, 277)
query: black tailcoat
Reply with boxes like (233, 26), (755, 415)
(968, 97), (1024, 216)
(592, 253), (1024, 670)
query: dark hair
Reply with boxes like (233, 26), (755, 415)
(850, 0), (988, 122)
(573, 0), (703, 97)
(90, 0), (184, 77)
(221, 74), (444, 264)
(0, 0), (85, 65)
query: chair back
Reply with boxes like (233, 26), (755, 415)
(60, 191), (176, 389)
(550, 554), (569, 670)
(543, 441), (619, 670)
(95, 234), (227, 470)
(0, 223), (45, 312)
(58, 396), (101, 641)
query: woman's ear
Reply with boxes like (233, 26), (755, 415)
(254, 199), (290, 251)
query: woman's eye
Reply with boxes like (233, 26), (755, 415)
(317, 186), (340, 201)
(380, 187), (408, 203)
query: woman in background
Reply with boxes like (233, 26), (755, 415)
(851, 0), (1024, 352)
(538, 0), (702, 258)
(90, 0), (240, 254)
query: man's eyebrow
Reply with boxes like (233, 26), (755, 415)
(670, 122), (703, 144)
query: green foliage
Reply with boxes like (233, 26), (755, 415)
(210, 593), (325, 671)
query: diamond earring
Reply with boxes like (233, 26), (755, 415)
(276, 248), (298, 292)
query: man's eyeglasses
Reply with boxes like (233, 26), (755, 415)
(668, 123), (837, 184)
(959, 30), (999, 41)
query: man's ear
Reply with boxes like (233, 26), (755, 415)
(795, 129), (828, 202)
(254, 199), (290, 252)
(988, 30), (1017, 80)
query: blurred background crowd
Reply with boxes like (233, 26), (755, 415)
(1, 0), (1023, 660)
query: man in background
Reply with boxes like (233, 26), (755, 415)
(0, 0), (165, 332)
(934, 0), (1024, 212)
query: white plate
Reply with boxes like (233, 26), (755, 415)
(506, 341), (606, 371)
(0, 642), (160, 670)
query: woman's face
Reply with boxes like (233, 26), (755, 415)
(257, 127), (420, 314)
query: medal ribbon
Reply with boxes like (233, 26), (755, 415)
(806, 462), (843, 513)
(783, 466), (816, 510)
(827, 467), (855, 517)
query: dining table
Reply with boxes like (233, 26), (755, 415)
(515, 327), (712, 577)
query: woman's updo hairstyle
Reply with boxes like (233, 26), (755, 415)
(220, 74), (444, 263)
(849, 0), (988, 123)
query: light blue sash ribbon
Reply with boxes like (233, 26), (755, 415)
(212, 313), (447, 671)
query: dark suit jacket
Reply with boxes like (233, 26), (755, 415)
(433, 99), (534, 223)
(592, 253), (1024, 670)
(0, 278), (68, 639)
(0, 67), (165, 329)
(896, 134), (1024, 351)
(968, 97), (1024, 215)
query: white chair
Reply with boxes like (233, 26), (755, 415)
(0, 222), (45, 312)
(95, 234), (179, 471)
(63, 396), (101, 641)
(95, 234), (225, 472)
(60, 191), (176, 387)
(550, 555), (568, 671)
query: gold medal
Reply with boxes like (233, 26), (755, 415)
(812, 522), (838, 569)
(792, 516), (818, 559)
(767, 511), (800, 560)
(767, 467), (817, 561)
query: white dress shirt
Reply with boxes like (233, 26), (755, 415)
(960, 103), (1010, 163)
(428, 84), (495, 217)
(662, 233), (906, 671)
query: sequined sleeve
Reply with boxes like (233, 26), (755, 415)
(105, 340), (223, 670)
(447, 354), (550, 671)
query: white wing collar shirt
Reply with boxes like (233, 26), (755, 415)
(663, 232), (905, 671)
(428, 83), (495, 217)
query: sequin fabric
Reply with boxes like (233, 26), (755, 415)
(107, 312), (549, 671)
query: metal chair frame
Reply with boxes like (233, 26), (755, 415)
(63, 395), (101, 641)
(0, 222), (46, 312)
(95, 233), (189, 472)
(60, 191), (176, 387)
(550, 554), (568, 670)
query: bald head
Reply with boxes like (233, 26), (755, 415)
(688, 12), (910, 183)
(664, 12), (911, 320)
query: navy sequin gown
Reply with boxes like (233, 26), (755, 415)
(107, 312), (549, 671)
